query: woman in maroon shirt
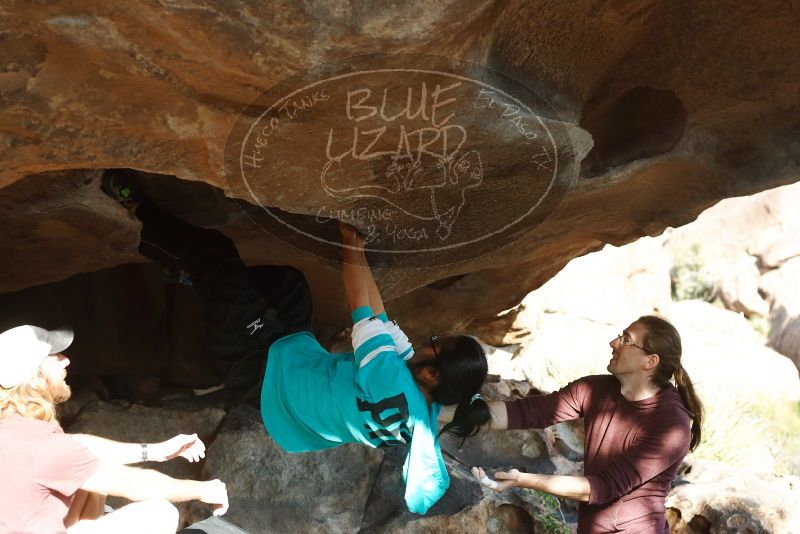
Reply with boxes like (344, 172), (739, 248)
(467, 316), (704, 534)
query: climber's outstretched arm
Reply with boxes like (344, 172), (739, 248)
(364, 260), (386, 317)
(340, 223), (385, 314)
(339, 223), (386, 315)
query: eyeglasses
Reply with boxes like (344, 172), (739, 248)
(409, 336), (440, 370)
(429, 336), (439, 359)
(616, 332), (648, 352)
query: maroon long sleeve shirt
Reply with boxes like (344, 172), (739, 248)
(505, 375), (692, 534)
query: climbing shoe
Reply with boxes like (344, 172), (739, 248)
(100, 169), (143, 215)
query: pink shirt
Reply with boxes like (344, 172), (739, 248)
(505, 375), (692, 534)
(0, 414), (100, 534)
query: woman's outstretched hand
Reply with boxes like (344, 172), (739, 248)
(151, 433), (206, 463)
(198, 479), (229, 516)
(471, 466), (520, 492)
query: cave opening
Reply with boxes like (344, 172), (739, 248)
(580, 86), (688, 176)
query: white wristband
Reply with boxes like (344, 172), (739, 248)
(480, 474), (498, 489)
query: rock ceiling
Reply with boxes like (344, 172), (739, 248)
(1, 0), (798, 334)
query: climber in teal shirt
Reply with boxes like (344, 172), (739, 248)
(100, 169), (492, 514)
(261, 224), (492, 514)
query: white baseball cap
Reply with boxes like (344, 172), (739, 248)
(0, 325), (74, 389)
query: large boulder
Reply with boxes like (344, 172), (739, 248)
(715, 254), (769, 318)
(665, 182), (800, 274)
(666, 459), (800, 534)
(665, 181), (800, 317)
(201, 405), (385, 533)
(518, 235), (673, 327)
(669, 300), (800, 403)
(660, 182), (800, 372)
(761, 257), (800, 371)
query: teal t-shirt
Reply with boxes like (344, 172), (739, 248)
(260, 306), (449, 514)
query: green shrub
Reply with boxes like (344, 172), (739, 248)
(671, 243), (716, 301)
(524, 489), (571, 534)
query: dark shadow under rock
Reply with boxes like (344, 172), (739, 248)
(581, 86), (687, 175)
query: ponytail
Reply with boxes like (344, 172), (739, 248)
(440, 394), (492, 446)
(429, 336), (490, 444)
(637, 315), (704, 451)
(673, 365), (703, 451)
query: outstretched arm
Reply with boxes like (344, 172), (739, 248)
(339, 223), (384, 315)
(439, 400), (509, 430)
(365, 265), (385, 316)
(81, 463), (229, 515)
(70, 433), (206, 465)
(472, 467), (590, 502)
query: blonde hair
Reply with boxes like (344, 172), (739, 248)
(0, 367), (61, 423)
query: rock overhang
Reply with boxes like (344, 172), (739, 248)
(0, 0), (798, 337)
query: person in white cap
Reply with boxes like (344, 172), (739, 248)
(0, 325), (230, 534)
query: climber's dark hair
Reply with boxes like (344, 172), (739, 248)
(425, 336), (491, 444)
